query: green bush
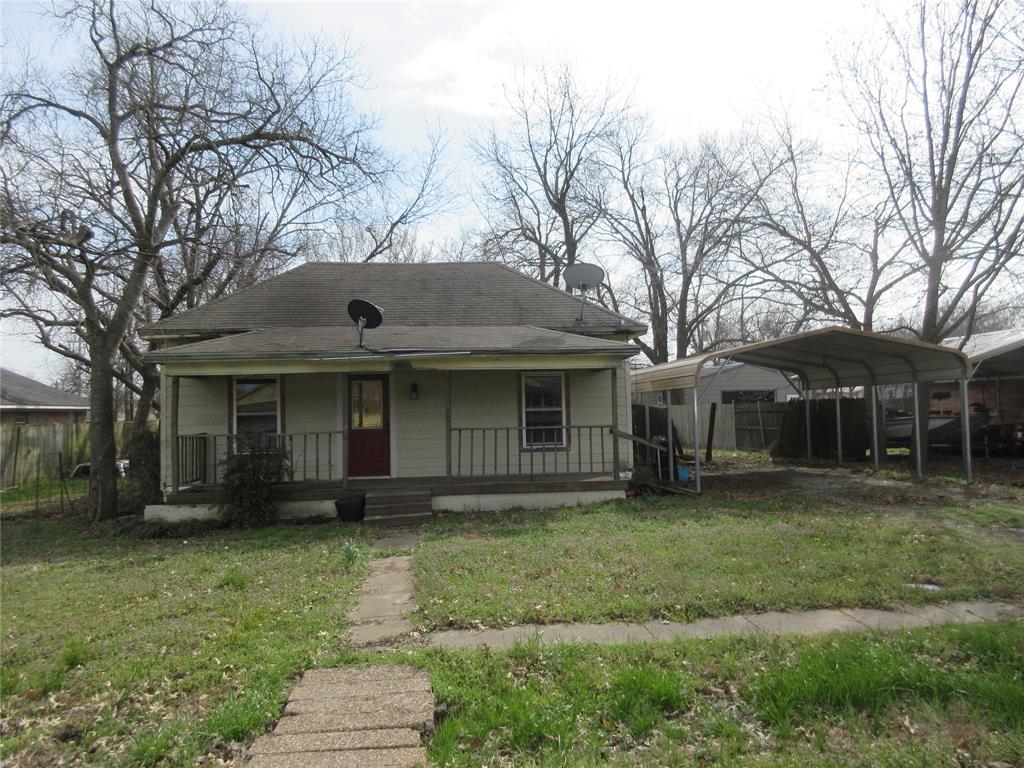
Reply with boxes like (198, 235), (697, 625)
(217, 439), (291, 528)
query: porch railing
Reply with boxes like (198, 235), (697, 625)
(449, 425), (616, 477)
(173, 424), (621, 489)
(175, 431), (345, 486)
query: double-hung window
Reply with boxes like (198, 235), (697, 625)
(234, 378), (280, 443)
(522, 373), (566, 448)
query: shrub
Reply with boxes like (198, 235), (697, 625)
(217, 439), (291, 528)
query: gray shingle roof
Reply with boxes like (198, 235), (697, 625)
(147, 325), (638, 362)
(1, 369), (90, 410)
(140, 262), (645, 339)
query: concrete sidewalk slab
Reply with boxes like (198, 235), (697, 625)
(290, 678), (432, 700)
(839, 608), (929, 630)
(425, 601), (1023, 650)
(250, 729), (421, 755)
(745, 609), (866, 636)
(644, 615), (759, 640)
(259, 666), (433, 767)
(539, 622), (652, 644)
(247, 747), (427, 767)
(347, 554), (418, 646)
(285, 690), (434, 716)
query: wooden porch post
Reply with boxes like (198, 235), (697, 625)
(611, 366), (620, 480)
(341, 374), (349, 489)
(169, 375), (180, 492)
(445, 371), (453, 480)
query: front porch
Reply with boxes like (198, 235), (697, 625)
(152, 363), (633, 521)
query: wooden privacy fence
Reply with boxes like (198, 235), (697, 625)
(632, 403), (738, 453)
(732, 403), (789, 451)
(774, 398), (869, 461)
(1, 421), (158, 488)
(631, 399), (869, 460)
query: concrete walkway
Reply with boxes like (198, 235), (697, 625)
(429, 600), (1023, 649)
(248, 666), (433, 767)
(348, 532), (423, 647)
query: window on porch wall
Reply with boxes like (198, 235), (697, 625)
(235, 378), (279, 445)
(522, 373), (566, 448)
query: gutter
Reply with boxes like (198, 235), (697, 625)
(147, 345), (640, 364)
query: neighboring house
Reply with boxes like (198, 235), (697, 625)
(0, 369), (90, 425)
(633, 362), (794, 406)
(142, 262), (645, 522)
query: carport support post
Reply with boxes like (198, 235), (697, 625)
(664, 390), (674, 483)
(869, 384), (881, 471)
(959, 377), (973, 484)
(912, 381), (924, 479)
(834, 387), (843, 465)
(692, 387), (702, 494)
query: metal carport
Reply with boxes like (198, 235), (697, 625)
(631, 326), (974, 492)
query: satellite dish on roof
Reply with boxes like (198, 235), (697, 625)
(347, 299), (383, 348)
(563, 262), (605, 324)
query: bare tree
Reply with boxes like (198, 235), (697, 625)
(474, 64), (622, 287)
(597, 116), (778, 362)
(0, 0), (384, 520)
(748, 124), (918, 333)
(842, 0), (1024, 343)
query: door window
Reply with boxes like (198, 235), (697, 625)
(351, 379), (384, 429)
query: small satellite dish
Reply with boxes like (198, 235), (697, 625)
(347, 299), (383, 348)
(564, 263), (605, 293)
(563, 263), (605, 323)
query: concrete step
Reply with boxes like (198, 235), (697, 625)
(363, 491), (433, 525)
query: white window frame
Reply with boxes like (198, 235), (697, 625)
(232, 375), (281, 437)
(520, 372), (567, 449)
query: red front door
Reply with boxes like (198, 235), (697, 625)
(348, 374), (390, 476)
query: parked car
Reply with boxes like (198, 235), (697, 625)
(69, 460), (129, 478)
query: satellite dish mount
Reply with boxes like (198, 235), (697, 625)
(347, 299), (384, 348)
(563, 263), (606, 324)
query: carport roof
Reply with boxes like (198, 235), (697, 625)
(631, 326), (971, 393)
(943, 328), (1024, 377)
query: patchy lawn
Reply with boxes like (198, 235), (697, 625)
(349, 621), (1024, 767)
(0, 513), (373, 767)
(1, 478), (93, 517)
(415, 487), (1024, 629)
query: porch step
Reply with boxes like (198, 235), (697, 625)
(363, 490), (433, 525)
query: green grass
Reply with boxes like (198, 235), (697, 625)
(0, 477), (90, 512)
(0, 513), (374, 766)
(415, 492), (1024, 628)
(343, 621), (1024, 767)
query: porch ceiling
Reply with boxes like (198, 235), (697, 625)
(631, 326), (971, 392)
(147, 324), (639, 363)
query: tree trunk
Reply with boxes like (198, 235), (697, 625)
(87, 351), (120, 521)
(132, 365), (159, 433)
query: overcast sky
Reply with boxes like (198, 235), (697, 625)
(0, 0), (880, 379)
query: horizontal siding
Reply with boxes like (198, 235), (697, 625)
(393, 371), (446, 477)
(161, 373), (228, 488)
(284, 373), (340, 480)
(165, 363), (634, 487)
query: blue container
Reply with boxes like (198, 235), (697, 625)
(676, 466), (690, 483)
